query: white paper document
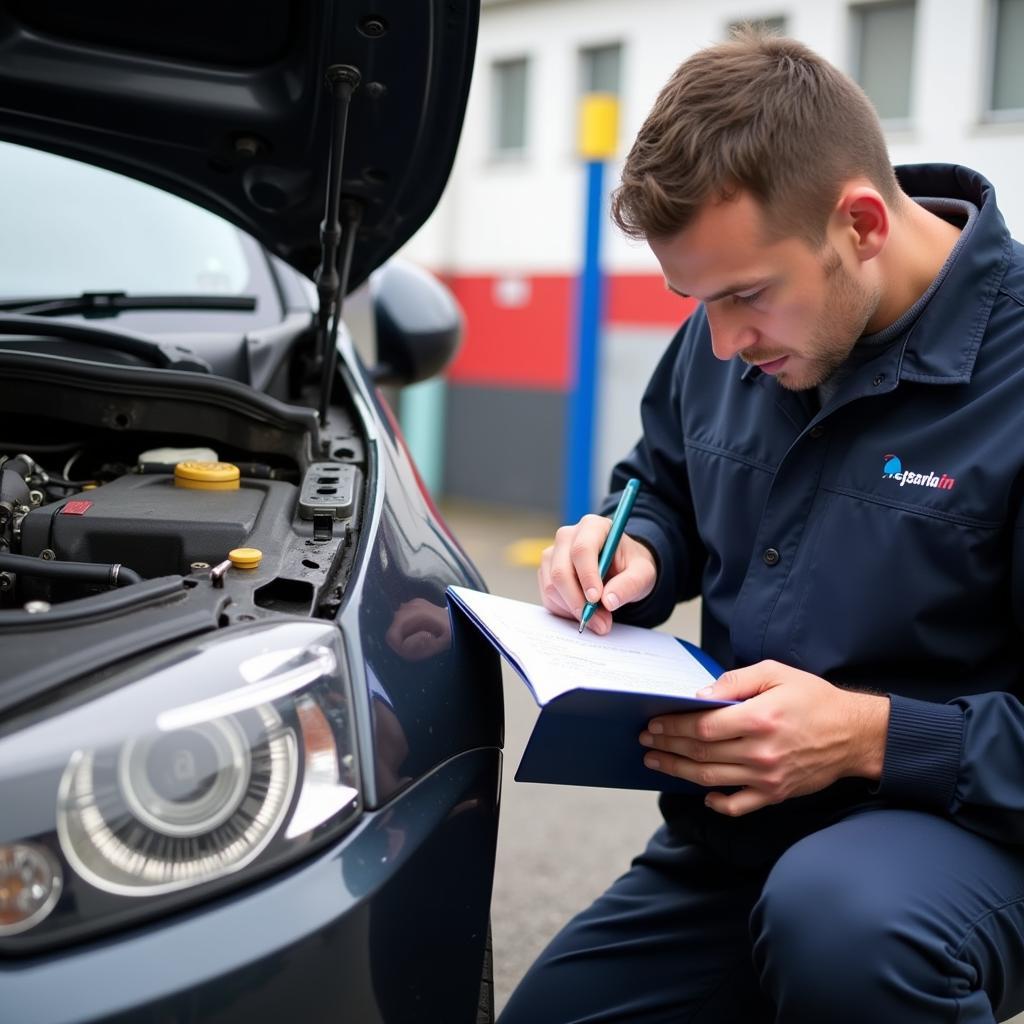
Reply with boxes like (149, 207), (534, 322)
(447, 587), (716, 705)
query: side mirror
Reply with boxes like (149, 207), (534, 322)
(369, 260), (463, 386)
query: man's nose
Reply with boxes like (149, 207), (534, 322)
(706, 306), (758, 361)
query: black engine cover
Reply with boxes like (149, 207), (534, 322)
(21, 474), (268, 578)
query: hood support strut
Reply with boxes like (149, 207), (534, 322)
(314, 64), (363, 427)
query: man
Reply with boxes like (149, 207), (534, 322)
(499, 32), (1024, 1024)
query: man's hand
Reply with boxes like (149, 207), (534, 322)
(640, 660), (890, 816)
(538, 514), (657, 634)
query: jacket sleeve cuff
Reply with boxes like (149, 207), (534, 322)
(877, 694), (963, 811)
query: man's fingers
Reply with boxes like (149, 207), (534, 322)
(538, 561), (576, 619)
(641, 752), (750, 789)
(704, 788), (772, 817)
(600, 536), (657, 611)
(646, 664), (792, 738)
(696, 661), (785, 701)
(539, 548), (610, 631)
(647, 706), (750, 743)
(538, 548), (570, 615)
(542, 515), (612, 617)
(640, 750), (778, 817)
(640, 732), (752, 766)
(538, 519), (657, 630)
(568, 515), (614, 603)
(580, 607), (614, 635)
(542, 517), (606, 616)
(640, 743), (784, 816)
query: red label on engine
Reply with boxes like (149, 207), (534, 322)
(61, 500), (93, 516)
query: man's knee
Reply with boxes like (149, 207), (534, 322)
(750, 827), (931, 1011)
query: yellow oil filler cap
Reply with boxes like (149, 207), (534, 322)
(174, 460), (240, 491)
(228, 547), (263, 570)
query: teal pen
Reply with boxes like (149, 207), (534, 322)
(579, 478), (641, 633)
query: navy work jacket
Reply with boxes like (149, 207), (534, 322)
(605, 165), (1024, 850)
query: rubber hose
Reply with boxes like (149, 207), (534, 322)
(0, 553), (142, 588)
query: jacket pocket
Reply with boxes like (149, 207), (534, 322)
(785, 488), (1011, 695)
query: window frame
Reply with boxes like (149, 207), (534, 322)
(724, 14), (789, 38)
(847, 0), (917, 129)
(577, 40), (624, 99)
(982, 0), (1024, 122)
(490, 55), (531, 160)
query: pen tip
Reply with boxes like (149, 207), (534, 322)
(578, 622), (586, 634)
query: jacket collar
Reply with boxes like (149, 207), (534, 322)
(893, 164), (1011, 385)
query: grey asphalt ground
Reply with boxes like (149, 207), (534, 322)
(441, 501), (703, 1015)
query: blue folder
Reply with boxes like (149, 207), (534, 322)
(447, 589), (731, 793)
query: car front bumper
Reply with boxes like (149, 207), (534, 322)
(1, 747), (500, 1024)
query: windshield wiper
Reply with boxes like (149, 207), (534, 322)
(0, 291), (257, 317)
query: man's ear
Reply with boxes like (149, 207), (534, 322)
(832, 186), (889, 263)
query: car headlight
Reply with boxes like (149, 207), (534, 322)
(0, 621), (360, 951)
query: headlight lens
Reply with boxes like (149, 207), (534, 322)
(58, 702), (296, 896)
(0, 622), (360, 950)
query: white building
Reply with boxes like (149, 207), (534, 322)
(403, 0), (1024, 513)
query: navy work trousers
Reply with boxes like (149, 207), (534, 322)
(498, 810), (1024, 1023)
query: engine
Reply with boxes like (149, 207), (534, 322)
(0, 448), (355, 612)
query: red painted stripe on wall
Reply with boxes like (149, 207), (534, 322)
(607, 274), (697, 325)
(444, 272), (695, 389)
(445, 275), (573, 389)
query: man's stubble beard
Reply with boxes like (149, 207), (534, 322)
(778, 246), (881, 392)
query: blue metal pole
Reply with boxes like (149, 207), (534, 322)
(564, 158), (606, 524)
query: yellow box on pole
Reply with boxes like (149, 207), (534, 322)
(578, 93), (619, 160)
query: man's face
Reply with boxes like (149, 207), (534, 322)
(649, 191), (881, 391)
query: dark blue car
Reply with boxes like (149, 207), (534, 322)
(0, 2), (502, 1021)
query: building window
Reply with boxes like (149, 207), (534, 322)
(850, 1), (916, 122)
(990, 0), (1024, 114)
(728, 15), (788, 37)
(492, 57), (529, 156)
(580, 42), (622, 96)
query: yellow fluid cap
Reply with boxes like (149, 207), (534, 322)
(174, 460), (240, 491)
(228, 547), (263, 569)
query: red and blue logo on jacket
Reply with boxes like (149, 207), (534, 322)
(882, 454), (956, 491)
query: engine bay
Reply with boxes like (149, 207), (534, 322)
(0, 442), (362, 619)
(0, 347), (368, 625)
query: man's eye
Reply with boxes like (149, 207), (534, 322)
(733, 289), (765, 307)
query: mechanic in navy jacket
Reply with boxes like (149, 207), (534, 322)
(501, 31), (1024, 1024)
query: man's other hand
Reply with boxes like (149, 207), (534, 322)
(639, 660), (891, 816)
(538, 514), (657, 634)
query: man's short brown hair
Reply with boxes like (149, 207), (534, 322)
(611, 31), (901, 246)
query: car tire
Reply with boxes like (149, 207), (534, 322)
(477, 923), (494, 1023)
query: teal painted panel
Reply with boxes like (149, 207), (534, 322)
(399, 377), (447, 496)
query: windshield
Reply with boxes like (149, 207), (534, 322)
(0, 141), (251, 299)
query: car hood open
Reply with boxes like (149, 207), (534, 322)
(0, 1), (478, 288)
